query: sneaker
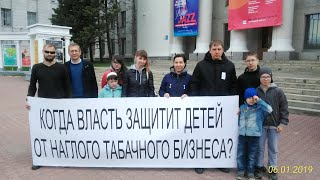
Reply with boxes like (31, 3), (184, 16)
(194, 168), (205, 174)
(248, 173), (255, 180)
(262, 166), (267, 173)
(235, 171), (244, 180)
(254, 167), (263, 179)
(269, 173), (278, 180)
(31, 165), (41, 170)
(218, 168), (230, 173)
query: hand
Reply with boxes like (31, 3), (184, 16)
(253, 95), (259, 103)
(164, 93), (170, 98)
(277, 125), (284, 133)
(25, 102), (31, 110)
(236, 107), (240, 116)
(181, 94), (188, 99)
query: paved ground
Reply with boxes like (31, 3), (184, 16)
(0, 76), (319, 180)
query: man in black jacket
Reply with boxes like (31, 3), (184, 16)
(189, 40), (238, 174)
(65, 43), (98, 98)
(238, 52), (261, 106)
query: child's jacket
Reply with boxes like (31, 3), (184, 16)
(238, 99), (273, 136)
(98, 84), (122, 98)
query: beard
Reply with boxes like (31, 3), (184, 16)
(45, 56), (55, 62)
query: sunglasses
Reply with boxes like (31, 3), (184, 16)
(44, 50), (56, 54)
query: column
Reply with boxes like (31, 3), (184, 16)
(15, 40), (22, 71)
(29, 37), (35, 67)
(193, 0), (213, 53)
(226, 30), (248, 52)
(170, 36), (184, 54)
(0, 41), (3, 70)
(64, 36), (71, 62)
(268, 0), (295, 51)
(37, 36), (44, 63)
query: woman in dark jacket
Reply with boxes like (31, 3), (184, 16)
(159, 54), (192, 98)
(122, 49), (155, 97)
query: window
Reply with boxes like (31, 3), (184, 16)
(1, 8), (12, 26)
(111, 39), (115, 55)
(304, 13), (320, 49)
(121, 38), (126, 55)
(121, 11), (126, 27)
(27, 12), (37, 26)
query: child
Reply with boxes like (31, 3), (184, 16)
(236, 87), (273, 180)
(98, 72), (122, 98)
(255, 67), (289, 180)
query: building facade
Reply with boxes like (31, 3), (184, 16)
(137, 0), (320, 60)
(0, 0), (63, 70)
(94, 0), (136, 59)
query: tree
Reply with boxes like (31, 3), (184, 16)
(51, 0), (120, 62)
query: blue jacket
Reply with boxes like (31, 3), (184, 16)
(98, 84), (122, 98)
(238, 98), (273, 136)
(159, 67), (192, 97)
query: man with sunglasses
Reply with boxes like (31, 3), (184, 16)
(27, 44), (71, 99)
(26, 43), (72, 170)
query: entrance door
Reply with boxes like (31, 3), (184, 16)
(259, 27), (272, 59)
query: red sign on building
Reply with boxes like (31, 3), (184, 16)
(228, 0), (282, 30)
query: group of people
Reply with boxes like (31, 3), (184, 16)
(26, 40), (289, 180)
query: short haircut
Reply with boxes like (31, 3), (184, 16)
(43, 44), (56, 50)
(209, 40), (224, 49)
(245, 52), (258, 60)
(68, 43), (81, 51)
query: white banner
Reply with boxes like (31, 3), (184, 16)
(28, 96), (239, 168)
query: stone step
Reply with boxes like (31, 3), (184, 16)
(273, 77), (320, 84)
(286, 93), (320, 103)
(288, 106), (320, 116)
(288, 99), (320, 110)
(277, 82), (320, 90)
(283, 88), (320, 96)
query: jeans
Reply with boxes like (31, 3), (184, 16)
(256, 127), (279, 167)
(237, 135), (260, 175)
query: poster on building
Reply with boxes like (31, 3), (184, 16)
(174, 0), (199, 36)
(21, 43), (31, 67)
(46, 40), (64, 63)
(28, 96), (239, 168)
(228, 0), (282, 30)
(3, 45), (17, 66)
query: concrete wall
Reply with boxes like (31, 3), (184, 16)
(211, 0), (228, 42)
(137, 0), (171, 57)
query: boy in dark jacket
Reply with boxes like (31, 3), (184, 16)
(238, 52), (261, 106)
(255, 67), (289, 180)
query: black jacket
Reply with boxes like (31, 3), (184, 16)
(65, 60), (98, 98)
(122, 65), (155, 97)
(189, 52), (238, 96)
(237, 65), (261, 105)
(257, 84), (289, 127)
